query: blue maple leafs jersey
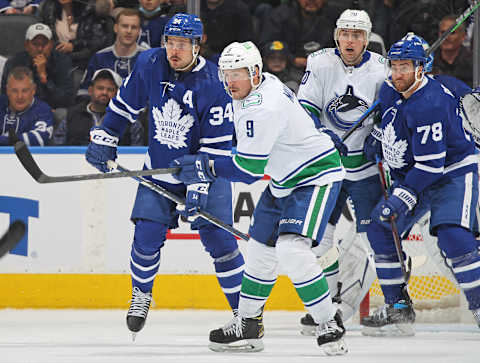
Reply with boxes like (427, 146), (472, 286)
(77, 45), (147, 97)
(378, 76), (477, 195)
(0, 95), (53, 146)
(102, 48), (233, 185)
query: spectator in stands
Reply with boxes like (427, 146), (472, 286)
(53, 69), (144, 146)
(0, 66), (53, 146)
(0, 0), (41, 14)
(1, 23), (74, 109)
(137, 0), (184, 49)
(433, 14), (473, 87)
(200, 0), (254, 63)
(77, 9), (147, 99)
(39, 0), (115, 70)
(262, 40), (302, 93)
(260, 0), (335, 69)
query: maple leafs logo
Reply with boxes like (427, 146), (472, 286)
(152, 99), (194, 149)
(382, 122), (408, 169)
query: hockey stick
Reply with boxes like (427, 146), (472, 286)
(0, 221), (26, 258)
(342, 2), (480, 142)
(428, 0), (480, 57)
(109, 161), (250, 241)
(376, 157), (412, 285)
(341, 100), (380, 142)
(14, 141), (179, 183)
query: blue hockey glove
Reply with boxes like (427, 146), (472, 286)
(85, 126), (119, 173)
(319, 127), (348, 156)
(170, 154), (216, 184)
(177, 183), (209, 220)
(372, 186), (417, 228)
(363, 124), (383, 162)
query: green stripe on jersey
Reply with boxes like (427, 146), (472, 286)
(296, 277), (330, 303)
(241, 275), (275, 298)
(234, 154), (268, 176)
(301, 104), (320, 117)
(341, 153), (370, 169)
(272, 151), (341, 189)
(306, 185), (327, 238)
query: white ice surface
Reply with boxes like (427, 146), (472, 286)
(0, 309), (478, 363)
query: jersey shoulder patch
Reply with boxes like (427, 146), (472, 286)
(242, 92), (263, 109)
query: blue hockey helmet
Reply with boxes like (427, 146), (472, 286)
(164, 13), (203, 41)
(387, 33), (428, 68)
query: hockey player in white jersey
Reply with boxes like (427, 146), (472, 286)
(361, 33), (480, 335)
(171, 41), (348, 355)
(85, 13), (246, 340)
(296, 9), (388, 332)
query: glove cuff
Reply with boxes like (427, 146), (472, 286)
(392, 186), (417, 211)
(371, 124), (383, 142)
(90, 128), (119, 147)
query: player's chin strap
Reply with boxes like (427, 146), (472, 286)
(174, 43), (200, 72)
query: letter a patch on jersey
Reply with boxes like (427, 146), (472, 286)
(152, 98), (194, 149)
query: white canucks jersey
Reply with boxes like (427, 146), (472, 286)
(232, 73), (345, 198)
(297, 48), (388, 181)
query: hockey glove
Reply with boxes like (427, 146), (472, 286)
(177, 182), (209, 220)
(372, 186), (417, 228)
(320, 127), (348, 156)
(363, 124), (383, 162)
(170, 154), (216, 184)
(86, 126), (119, 173)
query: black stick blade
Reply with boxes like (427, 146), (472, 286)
(0, 221), (26, 258)
(14, 141), (47, 183)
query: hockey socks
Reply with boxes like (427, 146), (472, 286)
(214, 249), (245, 310)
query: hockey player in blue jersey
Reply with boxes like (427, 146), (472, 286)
(85, 13), (245, 339)
(361, 33), (480, 336)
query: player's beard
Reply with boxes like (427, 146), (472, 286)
(392, 77), (414, 93)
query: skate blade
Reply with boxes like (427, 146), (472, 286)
(300, 325), (317, 336)
(321, 338), (348, 356)
(361, 323), (415, 337)
(208, 339), (264, 353)
(131, 332), (137, 342)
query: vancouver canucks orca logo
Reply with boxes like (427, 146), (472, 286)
(325, 85), (369, 130)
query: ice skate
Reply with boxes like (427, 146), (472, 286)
(301, 283), (342, 336)
(361, 299), (416, 337)
(316, 311), (347, 356)
(126, 287), (152, 341)
(208, 314), (264, 352)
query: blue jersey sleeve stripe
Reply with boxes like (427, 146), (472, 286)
(117, 93), (143, 115)
(109, 100), (136, 123)
(237, 151), (269, 159)
(414, 162), (444, 173)
(444, 154), (478, 173)
(199, 135), (233, 144)
(414, 151), (447, 161)
(199, 147), (232, 156)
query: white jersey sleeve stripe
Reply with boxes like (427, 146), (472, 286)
(198, 147), (232, 156)
(109, 100), (137, 123)
(199, 135), (233, 144)
(414, 151), (447, 161)
(414, 162), (444, 173)
(116, 93), (143, 115)
(237, 151), (269, 159)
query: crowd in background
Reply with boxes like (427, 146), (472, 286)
(0, 0), (476, 146)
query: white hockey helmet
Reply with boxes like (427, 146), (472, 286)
(335, 9), (372, 44)
(218, 41), (263, 95)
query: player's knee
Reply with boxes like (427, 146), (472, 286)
(199, 224), (238, 259)
(437, 224), (478, 258)
(367, 221), (396, 255)
(276, 233), (316, 277)
(245, 238), (277, 279)
(133, 219), (167, 254)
